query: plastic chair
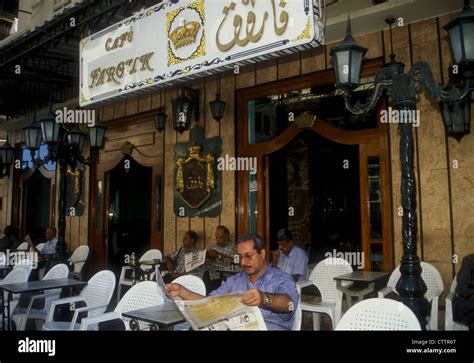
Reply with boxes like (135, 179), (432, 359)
(80, 281), (165, 330)
(68, 245), (90, 280)
(12, 264), (70, 330)
(445, 276), (469, 331)
(335, 298), (421, 330)
(0, 268), (30, 329)
(16, 242), (28, 251)
(0, 252), (5, 265)
(172, 275), (206, 296)
(292, 283), (302, 331)
(117, 249), (162, 301)
(35, 243), (45, 252)
(42, 270), (116, 330)
(378, 261), (443, 330)
(298, 257), (353, 330)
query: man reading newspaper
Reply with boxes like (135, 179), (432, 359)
(166, 233), (299, 330)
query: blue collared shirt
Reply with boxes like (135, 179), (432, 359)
(41, 238), (58, 255)
(277, 245), (309, 282)
(209, 265), (298, 330)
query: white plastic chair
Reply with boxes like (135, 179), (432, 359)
(80, 281), (165, 330)
(378, 261), (444, 330)
(0, 252), (6, 265)
(298, 257), (353, 330)
(171, 275), (206, 331)
(445, 276), (469, 331)
(0, 268), (30, 329)
(16, 242), (28, 251)
(68, 245), (90, 280)
(172, 275), (206, 296)
(12, 264), (70, 330)
(335, 298), (421, 330)
(117, 249), (162, 301)
(42, 270), (116, 330)
(35, 243), (45, 252)
(292, 283), (302, 331)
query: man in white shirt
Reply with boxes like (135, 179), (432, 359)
(27, 226), (58, 256)
(271, 229), (308, 282)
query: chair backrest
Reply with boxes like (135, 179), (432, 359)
(16, 242), (28, 251)
(172, 275), (206, 296)
(43, 263), (70, 280)
(309, 257), (353, 302)
(35, 243), (45, 252)
(388, 262), (444, 301)
(80, 270), (116, 318)
(69, 245), (90, 273)
(336, 298), (421, 330)
(0, 252), (5, 265)
(0, 268), (29, 313)
(13, 258), (34, 277)
(449, 275), (457, 292)
(139, 249), (162, 271)
(291, 283), (302, 331)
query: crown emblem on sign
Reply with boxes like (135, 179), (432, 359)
(170, 20), (201, 48)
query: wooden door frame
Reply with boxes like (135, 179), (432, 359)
(89, 111), (164, 271)
(236, 58), (393, 271)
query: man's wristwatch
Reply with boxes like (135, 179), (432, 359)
(263, 293), (272, 306)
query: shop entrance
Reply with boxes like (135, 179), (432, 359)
(106, 156), (152, 275)
(268, 130), (361, 266)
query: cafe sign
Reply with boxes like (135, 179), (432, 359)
(80, 0), (323, 106)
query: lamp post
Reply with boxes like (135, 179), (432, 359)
(23, 104), (106, 261)
(330, 2), (473, 328)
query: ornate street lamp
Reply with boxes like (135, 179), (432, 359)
(172, 86), (199, 133)
(25, 103), (107, 261)
(210, 74), (226, 122)
(331, 6), (473, 328)
(23, 110), (43, 155)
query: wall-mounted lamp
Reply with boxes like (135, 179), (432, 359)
(210, 74), (226, 122)
(0, 138), (15, 178)
(154, 89), (167, 132)
(172, 86), (199, 133)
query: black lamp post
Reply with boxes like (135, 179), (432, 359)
(331, 3), (473, 328)
(24, 103), (106, 261)
(172, 86), (199, 133)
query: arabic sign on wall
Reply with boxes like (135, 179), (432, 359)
(80, 0), (323, 106)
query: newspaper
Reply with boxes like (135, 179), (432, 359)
(184, 249), (206, 272)
(155, 268), (266, 331)
(176, 293), (267, 331)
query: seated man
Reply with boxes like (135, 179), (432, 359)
(203, 225), (237, 291)
(0, 225), (19, 252)
(27, 226), (58, 256)
(271, 229), (308, 282)
(167, 233), (298, 330)
(163, 230), (200, 283)
(453, 253), (474, 330)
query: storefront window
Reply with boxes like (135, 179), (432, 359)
(247, 76), (377, 144)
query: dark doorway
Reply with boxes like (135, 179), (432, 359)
(23, 170), (51, 243)
(268, 130), (361, 266)
(107, 157), (152, 275)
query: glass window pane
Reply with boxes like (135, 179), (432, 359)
(248, 172), (257, 234)
(368, 157), (382, 239)
(370, 243), (383, 272)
